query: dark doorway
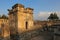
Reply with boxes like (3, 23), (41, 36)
(26, 21), (28, 29)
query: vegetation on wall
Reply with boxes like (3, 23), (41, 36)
(0, 14), (8, 19)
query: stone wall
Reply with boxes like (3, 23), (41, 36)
(19, 29), (53, 40)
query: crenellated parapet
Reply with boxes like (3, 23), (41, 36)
(8, 3), (34, 15)
(26, 7), (33, 14)
(12, 3), (24, 9)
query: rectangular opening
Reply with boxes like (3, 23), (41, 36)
(26, 22), (28, 29)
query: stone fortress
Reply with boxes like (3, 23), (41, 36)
(0, 3), (60, 40)
(0, 3), (34, 39)
(8, 4), (34, 33)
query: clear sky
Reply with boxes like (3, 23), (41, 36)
(0, 0), (60, 20)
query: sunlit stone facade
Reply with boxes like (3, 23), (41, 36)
(0, 16), (10, 39)
(8, 4), (34, 34)
(0, 3), (60, 40)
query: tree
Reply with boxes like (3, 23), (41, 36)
(53, 13), (59, 20)
(0, 15), (1, 19)
(1, 14), (8, 19)
(48, 13), (54, 20)
(48, 13), (59, 20)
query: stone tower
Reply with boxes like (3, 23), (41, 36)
(8, 4), (34, 34)
(0, 15), (9, 40)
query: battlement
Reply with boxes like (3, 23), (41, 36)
(26, 8), (33, 11)
(8, 3), (34, 15)
(26, 8), (33, 13)
(12, 3), (24, 9)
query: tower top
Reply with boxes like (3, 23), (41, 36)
(26, 8), (33, 11)
(12, 3), (24, 9)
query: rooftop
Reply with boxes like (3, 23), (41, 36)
(12, 3), (24, 9)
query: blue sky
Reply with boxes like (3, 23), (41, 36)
(0, 0), (60, 20)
